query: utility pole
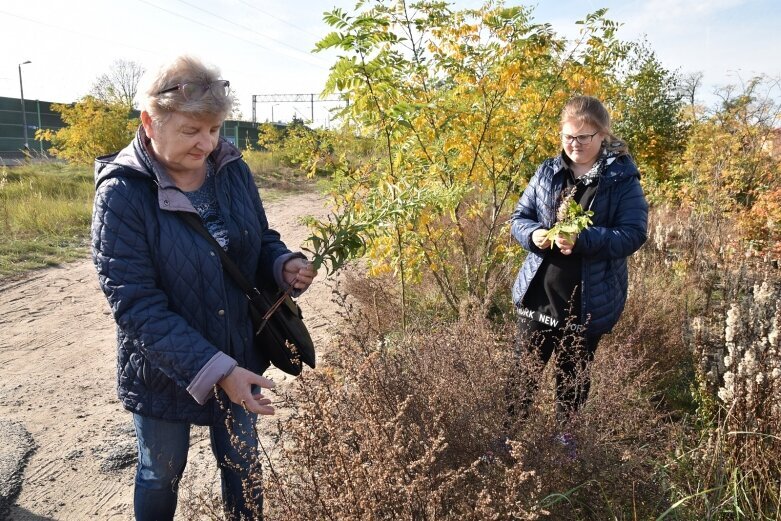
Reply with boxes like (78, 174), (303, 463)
(18, 60), (32, 152)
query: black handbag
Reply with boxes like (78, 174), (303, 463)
(179, 211), (316, 376)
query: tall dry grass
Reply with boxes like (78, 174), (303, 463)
(679, 270), (780, 514)
(644, 205), (781, 519)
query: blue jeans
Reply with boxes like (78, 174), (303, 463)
(132, 403), (263, 521)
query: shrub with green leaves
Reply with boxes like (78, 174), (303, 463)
(36, 96), (138, 165)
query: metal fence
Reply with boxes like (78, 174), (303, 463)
(221, 120), (262, 151)
(0, 96), (63, 160)
(0, 95), (261, 163)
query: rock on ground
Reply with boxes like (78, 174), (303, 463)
(0, 420), (35, 520)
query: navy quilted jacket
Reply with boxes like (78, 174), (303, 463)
(510, 153), (648, 335)
(92, 127), (294, 425)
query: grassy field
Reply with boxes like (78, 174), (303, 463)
(243, 149), (326, 198)
(0, 162), (94, 278)
(0, 153), (316, 279)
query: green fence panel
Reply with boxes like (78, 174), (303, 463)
(0, 96), (261, 161)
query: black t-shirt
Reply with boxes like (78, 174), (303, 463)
(520, 168), (598, 329)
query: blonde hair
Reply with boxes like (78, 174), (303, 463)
(560, 95), (628, 155)
(139, 55), (232, 124)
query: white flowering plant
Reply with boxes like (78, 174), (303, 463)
(689, 274), (781, 505)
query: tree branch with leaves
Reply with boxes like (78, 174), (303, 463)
(311, 1), (636, 316)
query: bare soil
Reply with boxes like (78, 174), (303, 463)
(0, 192), (338, 520)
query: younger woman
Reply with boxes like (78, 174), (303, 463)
(509, 95), (648, 424)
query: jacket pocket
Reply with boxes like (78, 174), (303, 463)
(131, 352), (170, 393)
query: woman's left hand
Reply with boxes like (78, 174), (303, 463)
(555, 235), (576, 255)
(283, 257), (318, 291)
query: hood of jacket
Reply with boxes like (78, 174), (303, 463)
(549, 150), (641, 186)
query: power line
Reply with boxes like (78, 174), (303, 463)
(169, 0), (330, 67)
(134, 0), (327, 69)
(236, 0), (321, 39)
(253, 93), (342, 103)
(135, 0), (273, 52)
(0, 9), (157, 56)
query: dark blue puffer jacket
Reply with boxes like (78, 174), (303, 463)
(92, 127), (295, 425)
(510, 153), (648, 335)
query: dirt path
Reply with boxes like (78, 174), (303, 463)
(0, 192), (338, 520)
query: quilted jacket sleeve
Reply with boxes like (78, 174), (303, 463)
(510, 163), (547, 255)
(573, 174), (648, 260)
(92, 177), (235, 398)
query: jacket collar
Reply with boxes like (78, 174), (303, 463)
(554, 149), (640, 183)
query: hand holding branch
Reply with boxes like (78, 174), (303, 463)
(219, 367), (276, 415)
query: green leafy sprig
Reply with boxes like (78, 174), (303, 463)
(544, 187), (594, 247)
(301, 211), (370, 276)
(264, 211), (370, 317)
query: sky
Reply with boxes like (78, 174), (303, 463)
(0, 0), (778, 127)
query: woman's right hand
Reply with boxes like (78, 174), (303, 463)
(532, 228), (552, 250)
(218, 366), (275, 415)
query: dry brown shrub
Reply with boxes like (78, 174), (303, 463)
(253, 266), (677, 520)
(336, 270), (403, 339)
(500, 332), (673, 520)
(262, 308), (547, 520)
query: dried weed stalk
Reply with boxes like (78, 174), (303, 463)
(688, 269), (781, 514)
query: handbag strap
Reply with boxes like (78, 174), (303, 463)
(178, 211), (270, 330)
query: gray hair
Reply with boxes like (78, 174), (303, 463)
(139, 55), (232, 124)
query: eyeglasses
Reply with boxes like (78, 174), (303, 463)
(157, 80), (230, 101)
(561, 131), (599, 145)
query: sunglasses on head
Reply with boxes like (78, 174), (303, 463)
(157, 80), (230, 101)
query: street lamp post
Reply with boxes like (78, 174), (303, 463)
(18, 60), (32, 152)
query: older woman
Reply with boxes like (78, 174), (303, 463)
(91, 55), (316, 520)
